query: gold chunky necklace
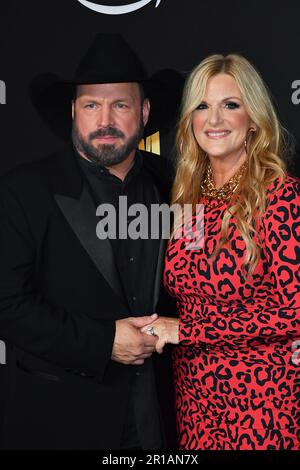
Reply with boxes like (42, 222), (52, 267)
(200, 160), (248, 205)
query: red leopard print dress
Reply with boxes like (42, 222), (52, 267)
(164, 175), (300, 450)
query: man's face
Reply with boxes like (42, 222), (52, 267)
(72, 82), (150, 167)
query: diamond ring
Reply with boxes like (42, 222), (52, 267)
(145, 326), (155, 336)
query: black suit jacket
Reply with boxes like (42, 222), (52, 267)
(0, 145), (175, 449)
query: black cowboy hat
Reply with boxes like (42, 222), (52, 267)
(30, 33), (184, 140)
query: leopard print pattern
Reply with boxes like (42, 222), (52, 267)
(164, 175), (300, 449)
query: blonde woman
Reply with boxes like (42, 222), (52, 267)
(143, 54), (300, 449)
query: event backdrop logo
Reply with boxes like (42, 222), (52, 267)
(0, 340), (6, 365)
(291, 80), (300, 104)
(139, 131), (160, 155)
(77, 0), (162, 15)
(0, 80), (6, 104)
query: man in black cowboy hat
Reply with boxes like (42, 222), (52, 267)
(0, 34), (179, 449)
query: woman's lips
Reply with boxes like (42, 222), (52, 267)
(205, 130), (231, 139)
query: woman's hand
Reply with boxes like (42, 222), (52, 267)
(141, 317), (179, 354)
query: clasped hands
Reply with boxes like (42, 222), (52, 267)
(112, 314), (179, 365)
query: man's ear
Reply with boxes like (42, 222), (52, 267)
(142, 98), (150, 127)
(72, 100), (75, 120)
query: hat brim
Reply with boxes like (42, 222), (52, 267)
(30, 70), (184, 140)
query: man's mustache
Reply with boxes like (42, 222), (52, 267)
(89, 127), (125, 140)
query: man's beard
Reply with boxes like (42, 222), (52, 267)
(72, 117), (144, 167)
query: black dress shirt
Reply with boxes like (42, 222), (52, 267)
(76, 150), (163, 449)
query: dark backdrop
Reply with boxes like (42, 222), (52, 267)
(0, 0), (300, 431)
(0, 0), (300, 173)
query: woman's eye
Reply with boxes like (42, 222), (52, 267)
(225, 102), (240, 109)
(196, 103), (208, 110)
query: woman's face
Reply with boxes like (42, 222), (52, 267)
(192, 73), (254, 162)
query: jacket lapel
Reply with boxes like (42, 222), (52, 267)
(54, 182), (126, 305)
(151, 182), (167, 311)
(48, 146), (171, 312)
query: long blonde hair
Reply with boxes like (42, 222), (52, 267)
(173, 54), (291, 275)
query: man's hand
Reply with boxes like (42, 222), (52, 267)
(112, 314), (158, 365)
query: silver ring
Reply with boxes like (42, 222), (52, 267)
(146, 326), (155, 336)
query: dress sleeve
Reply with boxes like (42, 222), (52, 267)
(179, 177), (300, 349)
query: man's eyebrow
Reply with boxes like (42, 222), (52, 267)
(78, 96), (133, 102)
